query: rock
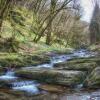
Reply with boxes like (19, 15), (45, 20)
(31, 54), (50, 64)
(67, 57), (100, 65)
(89, 44), (100, 52)
(0, 53), (50, 69)
(54, 62), (97, 71)
(15, 68), (86, 86)
(0, 80), (12, 89)
(85, 67), (100, 88)
(0, 90), (60, 100)
(38, 84), (65, 93)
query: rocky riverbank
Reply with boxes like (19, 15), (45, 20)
(0, 49), (100, 100)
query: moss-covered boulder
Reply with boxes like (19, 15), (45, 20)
(15, 68), (86, 86)
(54, 62), (97, 71)
(85, 67), (100, 88)
(0, 53), (50, 69)
(67, 56), (100, 65)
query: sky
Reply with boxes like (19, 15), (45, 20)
(81, 0), (94, 22)
(59, 0), (95, 22)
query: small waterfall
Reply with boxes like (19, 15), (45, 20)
(12, 81), (39, 94)
(5, 71), (15, 76)
(37, 63), (53, 68)
(22, 49), (96, 69)
(0, 71), (40, 94)
(74, 84), (84, 92)
(51, 55), (71, 64)
(36, 49), (95, 69)
(0, 71), (17, 80)
(36, 55), (71, 68)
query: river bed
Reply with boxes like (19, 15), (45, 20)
(0, 49), (99, 100)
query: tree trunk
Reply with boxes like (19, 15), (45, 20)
(0, 19), (3, 32)
(46, 24), (52, 45)
(0, 0), (13, 31)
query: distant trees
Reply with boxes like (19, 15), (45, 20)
(52, 8), (87, 48)
(33, 0), (75, 44)
(0, 0), (89, 51)
(89, 2), (100, 44)
(31, 0), (83, 45)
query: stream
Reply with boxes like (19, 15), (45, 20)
(0, 49), (99, 100)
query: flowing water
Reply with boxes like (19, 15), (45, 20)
(0, 71), (17, 80)
(61, 90), (100, 100)
(11, 81), (40, 94)
(23, 49), (96, 69)
(0, 49), (99, 100)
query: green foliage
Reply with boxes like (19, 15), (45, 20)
(10, 10), (25, 26)
(0, 0), (89, 52)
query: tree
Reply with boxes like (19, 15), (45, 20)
(45, 0), (57, 45)
(89, 2), (100, 44)
(0, 0), (14, 31)
(33, 0), (74, 44)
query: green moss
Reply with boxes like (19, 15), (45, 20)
(15, 69), (86, 86)
(0, 53), (50, 68)
(67, 57), (100, 65)
(54, 61), (97, 72)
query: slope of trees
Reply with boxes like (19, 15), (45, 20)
(0, 0), (89, 52)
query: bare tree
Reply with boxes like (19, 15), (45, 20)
(32, 0), (73, 44)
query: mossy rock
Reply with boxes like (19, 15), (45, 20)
(89, 44), (100, 52)
(15, 68), (86, 86)
(85, 67), (100, 88)
(0, 53), (50, 69)
(54, 62), (97, 72)
(67, 56), (100, 65)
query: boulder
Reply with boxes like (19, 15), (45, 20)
(0, 91), (60, 100)
(15, 68), (86, 86)
(38, 84), (65, 93)
(54, 62), (97, 71)
(0, 53), (50, 68)
(85, 67), (100, 88)
(67, 57), (100, 65)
